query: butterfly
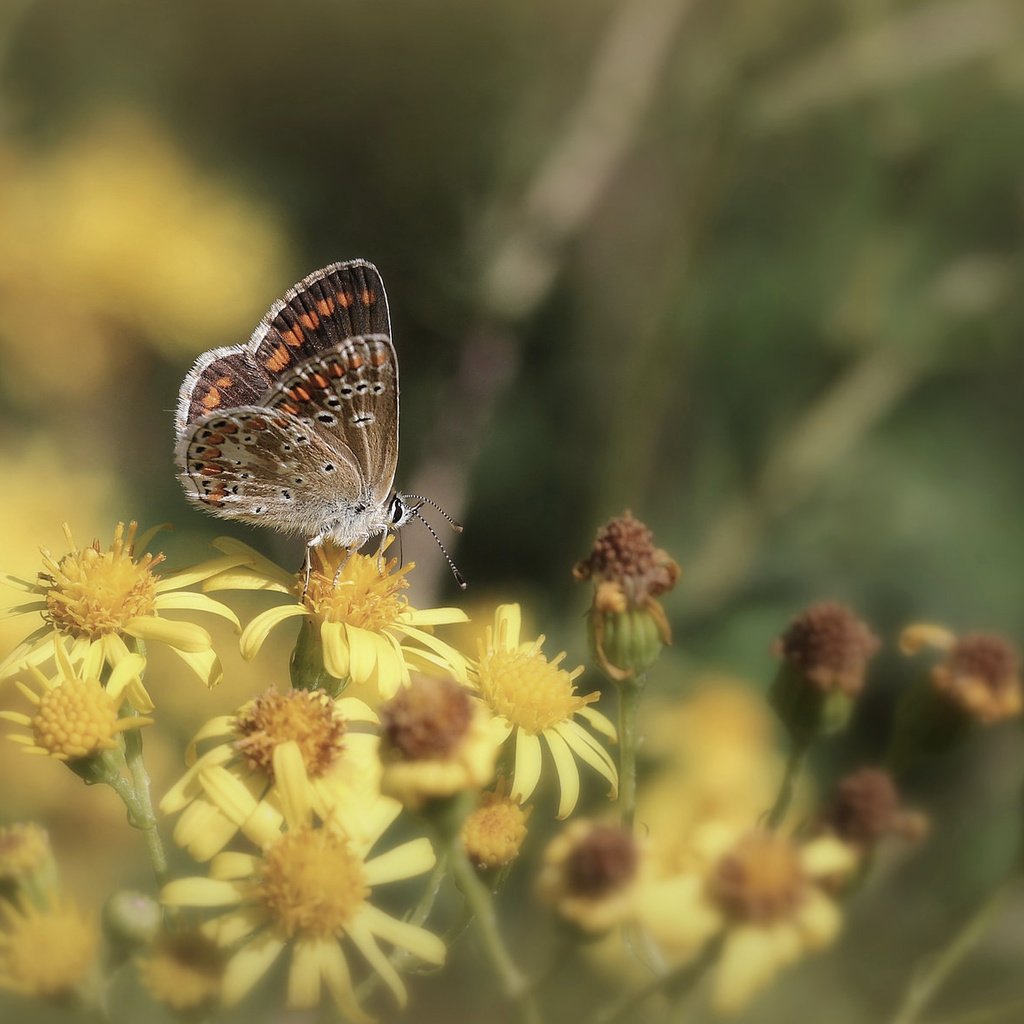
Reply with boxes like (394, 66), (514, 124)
(174, 260), (464, 586)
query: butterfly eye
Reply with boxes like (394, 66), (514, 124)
(389, 495), (407, 526)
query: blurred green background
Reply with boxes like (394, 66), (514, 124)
(1, 0), (1024, 1021)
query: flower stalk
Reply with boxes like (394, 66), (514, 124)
(617, 675), (643, 829)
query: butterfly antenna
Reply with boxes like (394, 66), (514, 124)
(409, 507), (467, 589)
(404, 494), (464, 533)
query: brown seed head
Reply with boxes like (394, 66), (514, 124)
(933, 633), (1022, 724)
(821, 769), (926, 846)
(774, 601), (879, 695)
(380, 675), (474, 761)
(563, 824), (639, 899)
(709, 831), (808, 924)
(573, 511), (679, 606)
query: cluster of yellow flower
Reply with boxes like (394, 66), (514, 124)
(0, 513), (1020, 1021)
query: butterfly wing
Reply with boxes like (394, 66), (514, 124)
(175, 261), (391, 435)
(175, 407), (366, 537)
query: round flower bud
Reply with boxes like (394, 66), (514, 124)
(102, 890), (162, 952)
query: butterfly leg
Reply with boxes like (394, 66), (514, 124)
(331, 547), (354, 588)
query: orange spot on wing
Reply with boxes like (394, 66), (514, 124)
(316, 297), (335, 316)
(360, 288), (374, 305)
(282, 326), (304, 347)
(311, 372), (330, 389)
(348, 354), (364, 370)
(370, 349), (388, 367)
(214, 375), (234, 388)
(264, 344), (291, 372)
(327, 361), (344, 377)
(201, 387), (221, 410)
(299, 311), (320, 330)
(277, 402), (300, 416)
(201, 463), (221, 476)
(337, 291), (353, 308)
(292, 386), (312, 402)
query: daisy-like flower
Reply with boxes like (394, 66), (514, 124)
(162, 742), (445, 1021)
(136, 931), (224, 1012)
(470, 604), (617, 819)
(643, 824), (856, 1014)
(0, 635), (151, 761)
(206, 537), (467, 699)
(0, 895), (98, 999)
(461, 787), (531, 871)
(161, 686), (386, 861)
(0, 522), (244, 688)
(378, 675), (501, 811)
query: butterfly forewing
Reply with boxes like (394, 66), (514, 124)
(263, 335), (399, 504)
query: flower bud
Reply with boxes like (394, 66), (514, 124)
(103, 890), (162, 953)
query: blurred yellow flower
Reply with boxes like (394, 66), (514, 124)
(461, 788), (530, 871)
(378, 675), (501, 810)
(0, 111), (292, 402)
(136, 931), (224, 1012)
(162, 743), (444, 1020)
(161, 688), (382, 861)
(470, 604), (617, 818)
(0, 895), (98, 999)
(212, 538), (468, 698)
(1, 522), (244, 688)
(0, 636), (151, 761)
(643, 824), (856, 1014)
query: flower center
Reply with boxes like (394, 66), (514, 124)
(258, 828), (367, 939)
(476, 646), (593, 734)
(32, 678), (120, 760)
(0, 902), (97, 997)
(41, 522), (162, 639)
(381, 676), (473, 761)
(234, 689), (345, 779)
(301, 546), (410, 631)
(709, 831), (808, 924)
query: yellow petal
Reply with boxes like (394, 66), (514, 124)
(154, 553), (253, 593)
(203, 906), (264, 946)
(240, 603), (307, 660)
(198, 764), (263, 825)
(345, 918), (407, 1006)
(165, 644), (223, 687)
(287, 939), (322, 1009)
(358, 903), (446, 965)
(316, 939), (373, 1024)
(345, 624), (380, 686)
(899, 622), (956, 656)
(712, 926), (783, 1014)
(106, 653), (149, 708)
(161, 876), (247, 907)
(544, 728), (581, 819)
(210, 537), (296, 590)
(398, 625), (466, 677)
(223, 933), (286, 1005)
(185, 715), (238, 764)
(126, 616), (212, 653)
(335, 697), (378, 724)
(0, 627), (52, 680)
(494, 603), (522, 649)
(160, 745), (234, 813)
(511, 729), (543, 803)
(209, 851), (260, 880)
(637, 876), (722, 952)
(363, 837), (435, 887)
(0, 710), (33, 726)
(172, 799), (238, 862)
(321, 621), (350, 680)
(405, 606), (468, 627)
(154, 591), (241, 631)
(800, 836), (858, 880)
(556, 720), (618, 797)
(273, 742), (312, 832)
(80, 641), (105, 682)
(577, 705), (617, 740)
(794, 890), (842, 950)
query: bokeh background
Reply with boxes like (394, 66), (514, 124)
(2, 0), (1024, 1021)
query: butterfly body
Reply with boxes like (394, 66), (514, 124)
(174, 261), (411, 553)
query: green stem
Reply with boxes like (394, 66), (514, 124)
(449, 842), (542, 1024)
(121, 715), (168, 887)
(592, 936), (723, 1024)
(618, 677), (643, 828)
(765, 742), (807, 829)
(889, 875), (1019, 1024)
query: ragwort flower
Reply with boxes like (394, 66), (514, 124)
(136, 931), (225, 1012)
(161, 687), (384, 861)
(470, 604), (617, 818)
(0, 522), (242, 687)
(208, 538), (467, 698)
(0, 636), (151, 761)
(162, 743), (444, 1021)
(646, 824), (856, 1013)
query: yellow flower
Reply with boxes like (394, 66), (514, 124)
(461, 788), (530, 871)
(162, 743), (445, 1021)
(209, 537), (468, 698)
(0, 823), (52, 886)
(0, 895), (98, 998)
(0, 636), (151, 760)
(136, 931), (224, 1012)
(470, 604), (617, 818)
(161, 688), (384, 861)
(378, 675), (501, 810)
(641, 824), (856, 1014)
(1, 522), (244, 688)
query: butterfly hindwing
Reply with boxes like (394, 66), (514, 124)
(176, 406), (365, 536)
(263, 335), (399, 504)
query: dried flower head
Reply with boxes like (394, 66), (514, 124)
(820, 768), (928, 849)
(774, 602), (879, 696)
